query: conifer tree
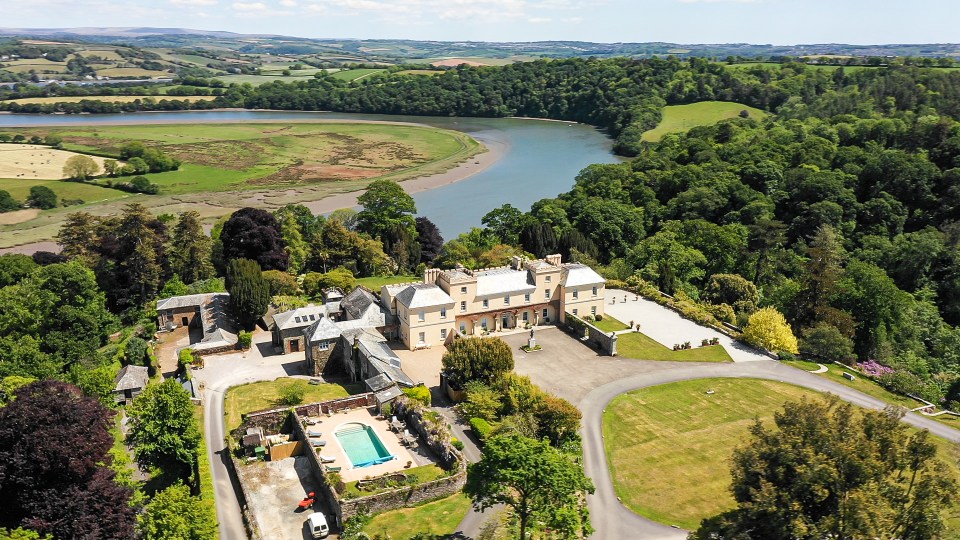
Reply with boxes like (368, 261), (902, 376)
(225, 258), (270, 330)
(170, 211), (214, 285)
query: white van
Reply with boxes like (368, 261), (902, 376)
(306, 512), (329, 539)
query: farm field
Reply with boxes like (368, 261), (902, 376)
(396, 70), (441, 76)
(1, 95), (214, 105)
(94, 67), (170, 78)
(1, 59), (69, 73)
(215, 73), (318, 85)
(0, 121), (482, 248)
(329, 68), (384, 81)
(641, 101), (769, 142)
(0, 144), (113, 180)
(603, 378), (960, 534)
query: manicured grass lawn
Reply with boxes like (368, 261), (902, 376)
(616, 331), (732, 362)
(602, 378), (960, 533)
(224, 378), (360, 432)
(592, 315), (629, 333)
(362, 493), (472, 539)
(641, 101), (769, 142)
(342, 463), (448, 499)
(355, 275), (418, 290)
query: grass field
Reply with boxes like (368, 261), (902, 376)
(0, 144), (113, 180)
(603, 378), (960, 533)
(224, 378), (360, 432)
(396, 70), (442, 76)
(1, 95), (213, 105)
(616, 331), (733, 362)
(329, 68), (385, 81)
(642, 101), (769, 142)
(95, 67), (170, 78)
(592, 315), (629, 333)
(362, 493), (472, 539)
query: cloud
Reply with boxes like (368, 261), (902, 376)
(279, 0), (297, 5)
(169, 0), (217, 5)
(528, 16), (552, 23)
(233, 1), (267, 10)
(677, 0), (760, 3)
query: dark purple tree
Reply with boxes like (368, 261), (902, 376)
(31, 251), (68, 266)
(415, 216), (444, 264)
(220, 207), (289, 271)
(0, 381), (136, 539)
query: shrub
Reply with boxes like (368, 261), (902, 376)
(594, 313), (603, 321)
(262, 269), (299, 296)
(459, 381), (503, 422)
(277, 381), (306, 405)
(402, 385), (431, 407)
(380, 402), (392, 418)
(469, 417), (492, 440)
(178, 348), (196, 367)
(237, 331), (252, 350)
(442, 337), (514, 387)
(125, 336), (149, 367)
(451, 437), (465, 451)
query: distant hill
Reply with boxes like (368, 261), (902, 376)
(0, 27), (958, 59)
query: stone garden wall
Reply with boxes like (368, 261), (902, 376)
(564, 313), (618, 356)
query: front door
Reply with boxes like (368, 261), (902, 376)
(290, 340), (300, 352)
(181, 316), (189, 327)
(502, 314), (509, 329)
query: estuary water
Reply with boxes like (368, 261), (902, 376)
(0, 110), (621, 238)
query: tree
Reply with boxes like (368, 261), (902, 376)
(274, 206), (309, 275)
(742, 307), (799, 354)
(465, 434), (594, 540)
(262, 269), (298, 296)
(800, 323), (856, 364)
(139, 483), (216, 540)
(534, 394), (582, 447)
(356, 179), (417, 241)
(0, 190), (20, 213)
(62, 155), (99, 181)
(703, 273), (759, 312)
(628, 229), (707, 295)
(482, 204), (526, 244)
(102, 159), (118, 177)
(43, 134), (62, 148)
(792, 225), (845, 328)
(219, 208), (288, 271)
(441, 337), (514, 387)
(170, 211), (214, 285)
(415, 216), (443, 265)
(57, 212), (101, 263)
(0, 254), (37, 288)
(381, 221), (420, 274)
(0, 381), (135, 539)
(103, 203), (167, 311)
(302, 267), (355, 297)
(25, 186), (56, 210)
(519, 221), (557, 259)
(225, 258), (270, 330)
(128, 379), (202, 491)
(692, 398), (956, 540)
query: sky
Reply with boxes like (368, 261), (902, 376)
(3, 0), (958, 45)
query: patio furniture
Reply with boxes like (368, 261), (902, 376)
(309, 439), (327, 447)
(401, 429), (417, 446)
(307, 430), (323, 438)
(305, 417), (322, 425)
(319, 454), (336, 463)
(325, 465), (341, 472)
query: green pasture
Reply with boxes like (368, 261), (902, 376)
(362, 493), (472, 539)
(642, 101), (769, 142)
(329, 68), (385, 81)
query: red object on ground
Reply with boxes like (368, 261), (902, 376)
(298, 498), (314, 509)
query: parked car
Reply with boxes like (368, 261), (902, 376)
(306, 512), (329, 539)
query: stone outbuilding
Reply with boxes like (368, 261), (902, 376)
(270, 304), (326, 354)
(113, 365), (149, 405)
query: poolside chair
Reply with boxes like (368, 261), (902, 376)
(309, 439), (327, 447)
(319, 454), (336, 463)
(307, 429), (323, 438)
(402, 429), (417, 446)
(325, 465), (341, 472)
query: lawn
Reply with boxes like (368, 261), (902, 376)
(616, 331), (732, 362)
(329, 68), (385, 81)
(355, 275), (418, 290)
(641, 101), (769, 142)
(603, 378), (960, 533)
(224, 378), (360, 432)
(362, 493), (472, 539)
(592, 315), (629, 333)
(342, 463), (449, 499)
(95, 67), (169, 78)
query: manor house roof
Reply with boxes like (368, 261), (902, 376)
(474, 267), (537, 297)
(561, 263), (606, 287)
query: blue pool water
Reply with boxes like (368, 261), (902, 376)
(335, 423), (394, 468)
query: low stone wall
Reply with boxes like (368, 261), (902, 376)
(564, 313), (618, 356)
(226, 447), (264, 540)
(339, 470), (466, 519)
(290, 410), (343, 529)
(235, 393), (377, 439)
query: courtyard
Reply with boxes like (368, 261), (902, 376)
(238, 455), (326, 540)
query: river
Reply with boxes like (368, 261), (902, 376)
(0, 110), (621, 239)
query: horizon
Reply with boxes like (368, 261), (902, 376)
(3, 0), (958, 46)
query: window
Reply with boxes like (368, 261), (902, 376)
(524, 293), (531, 303)
(591, 306), (597, 316)
(440, 328), (447, 339)
(460, 322), (466, 334)
(545, 289), (551, 299)
(522, 311), (529, 322)
(460, 301), (466, 312)
(309, 314), (316, 321)
(542, 308), (548, 317)
(545, 275), (552, 282)
(460, 286), (467, 294)
(440, 307), (447, 319)
(592, 286), (598, 297)
(318, 340), (329, 351)
(295, 316), (302, 323)
(481, 318), (488, 330)
(503, 295), (510, 306)
(418, 332), (425, 344)
(573, 308), (578, 316)
(418, 311), (425, 322)
(573, 289), (579, 299)
(482, 299), (489, 308)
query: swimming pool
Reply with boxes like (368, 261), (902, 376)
(335, 423), (394, 468)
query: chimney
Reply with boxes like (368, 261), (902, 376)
(545, 253), (562, 266)
(511, 255), (524, 270)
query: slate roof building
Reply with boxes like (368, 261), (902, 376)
(156, 292), (238, 354)
(270, 304), (326, 354)
(113, 365), (150, 405)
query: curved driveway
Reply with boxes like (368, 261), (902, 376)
(506, 329), (960, 540)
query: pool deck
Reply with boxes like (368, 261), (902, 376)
(303, 407), (436, 482)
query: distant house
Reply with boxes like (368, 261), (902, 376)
(155, 293), (238, 354)
(113, 365), (149, 405)
(270, 304), (326, 354)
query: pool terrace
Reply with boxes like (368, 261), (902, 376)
(303, 407), (436, 483)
